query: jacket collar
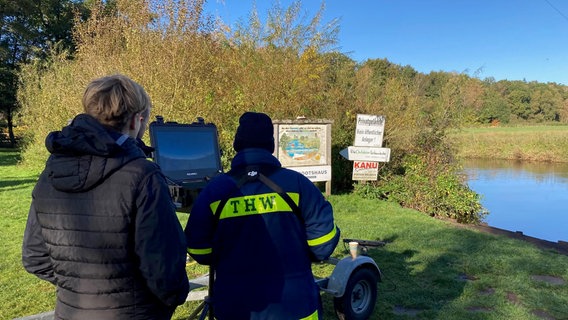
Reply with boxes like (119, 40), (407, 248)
(231, 148), (281, 169)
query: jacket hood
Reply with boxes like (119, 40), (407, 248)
(44, 114), (145, 192)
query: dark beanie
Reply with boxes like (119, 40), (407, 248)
(233, 112), (275, 153)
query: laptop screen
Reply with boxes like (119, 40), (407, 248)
(149, 121), (223, 186)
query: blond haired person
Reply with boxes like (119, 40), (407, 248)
(22, 74), (189, 319)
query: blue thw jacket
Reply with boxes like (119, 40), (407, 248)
(185, 148), (340, 320)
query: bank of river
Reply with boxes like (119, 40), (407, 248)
(463, 158), (568, 243)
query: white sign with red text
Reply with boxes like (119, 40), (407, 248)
(352, 161), (379, 181)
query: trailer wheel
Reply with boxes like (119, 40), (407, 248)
(333, 267), (378, 320)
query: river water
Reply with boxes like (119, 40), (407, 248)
(462, 159), (568, 243)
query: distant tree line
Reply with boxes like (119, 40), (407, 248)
(9, 0), (566, 222)
(347, 60), (568, 126)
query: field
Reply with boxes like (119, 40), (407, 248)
(2, 148), (568, 320)
(451, 124), (568, 163)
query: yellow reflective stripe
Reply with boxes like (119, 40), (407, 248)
(299, 309), (319, 320)
(187, 247), (212, 255)
(307, 224), (338, 247)
(210, 200), (221, 215)
(210, 192), (299, 220)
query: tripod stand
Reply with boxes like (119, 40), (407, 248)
(187, 265), (215, 320)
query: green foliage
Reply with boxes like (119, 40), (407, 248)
(478, 86), (510, 124)
(0, 0), (85, 64)
(330, 110), (357, 193)
(355, 153), (486, 223)
(507, 87), (532, 120)
(319, 52), (358, 192)
(498, 81), (568, 123)
(0, 0), (88, 146)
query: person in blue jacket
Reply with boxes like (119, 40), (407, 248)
(185, 111), (340, 320)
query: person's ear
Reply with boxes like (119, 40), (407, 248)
(129, 113), (139, 130)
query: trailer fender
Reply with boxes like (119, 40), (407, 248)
(325, 256), (381, 297)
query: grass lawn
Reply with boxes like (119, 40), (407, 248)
(2, 148), (567, 319)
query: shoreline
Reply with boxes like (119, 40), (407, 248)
(472, 224), (568, 255)
(441, 217), (568, 256)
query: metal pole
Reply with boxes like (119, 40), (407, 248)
(207, 265), (215, 320)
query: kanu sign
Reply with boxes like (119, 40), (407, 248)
(354, 161), (379, 169)
(340, 114), (391, 181)
(352, 161), (380, 180)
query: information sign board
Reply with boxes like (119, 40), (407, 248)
(339, 146), (391, 162)
(288, 165), (332, 182)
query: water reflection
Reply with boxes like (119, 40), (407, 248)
(462, 158), (568, 243)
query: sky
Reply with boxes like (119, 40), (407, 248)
(204, 0), (568, 85)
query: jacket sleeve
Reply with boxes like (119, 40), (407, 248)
(184, 184), (217, 265)
(22, 201), (56, 285)
(298, 175), (340, 261)
(135, 170), (189, 307)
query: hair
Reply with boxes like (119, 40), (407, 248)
(82, 74), (151, 131)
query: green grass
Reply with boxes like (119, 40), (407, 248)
(2, 148), (567, 319)
(450, 125), (568, 162)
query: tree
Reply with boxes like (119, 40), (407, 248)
(507, 87), (532, 120)
(530, 84), (562, 122)
(0, 0), (87, 146)
(479, 87), (510, 124)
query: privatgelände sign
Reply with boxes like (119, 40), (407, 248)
(340, 114), (390, 181)
(354, 114), (385, 147)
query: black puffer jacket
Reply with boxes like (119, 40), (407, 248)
(22, 114), (189, 320)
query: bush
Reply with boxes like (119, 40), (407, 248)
(354, 153), (487, 224)
(353, 114), (487, 224)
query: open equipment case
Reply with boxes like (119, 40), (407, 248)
(149, 116), (223, 212)
(149, 116), (383, 320)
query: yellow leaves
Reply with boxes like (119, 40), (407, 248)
(299, 46), (325, 81)
(17, 0), (342, 170)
